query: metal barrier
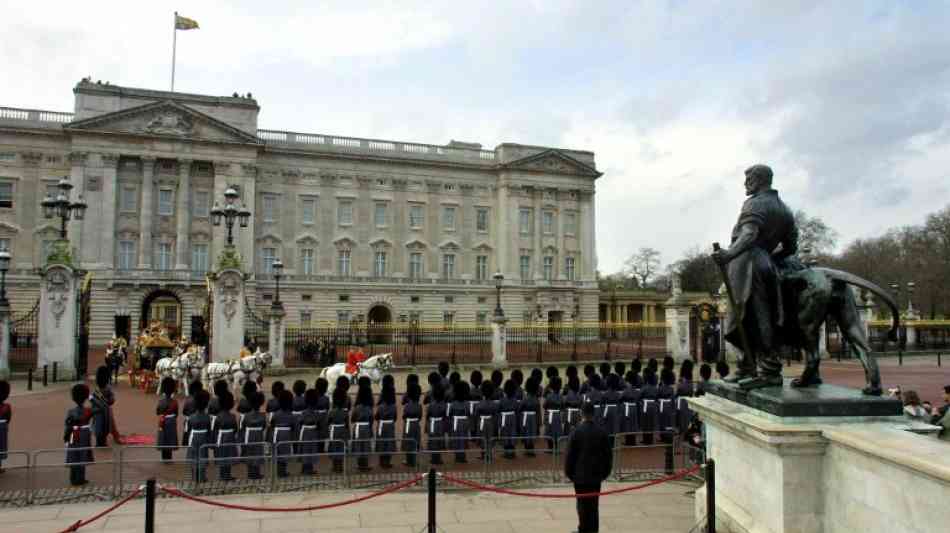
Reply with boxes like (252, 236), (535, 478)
(487, 436), (559, 485)
(0, 450), (31, 505)
(31, 447), (119, 504)
(611, 432), (678, 481)
(346, 438), (422, 489)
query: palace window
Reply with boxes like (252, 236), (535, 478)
(543, 256), (554, 280)
(443, 311), (455, 329)
(157, 189), (174, 216)
(409, 252), (423, 279)
(476, 311), (488, 325)
(542, 211), (555, 234)
(475, 255), (488, 281)
(156, 242), (172, 270)
(476, 208), (489, 232)
(519, 255), (531, 281)
(337, 249), (351, 275)
(442, 253), (455, 279)
(444, 296), (454, 304)
(192, 243), (209, 273)
(337, 310), (351, 324)
(117, 241), (135, 270)
(261, 247), (277, 274)
(374, 251), (387, 277)
(409, 204), (424, 229)
(477, 296), (487, 304)
(0, 182), (13, 208)
(300, 197), (316, 224)
(565, 256), (576, 281)
(442, 206), (456, 231)
(301, 294), (312, 301)
(374, 203), (388, 227)
(300, 310), (312, 326)
(120, 186), (138, 212)
(262, 194), (277, 222)
(410, 295), (420, 304)
(339, 294), (350, 302)
(565, 212), (577, 236)
(300, 248), (315, 275)
(193, 191), (210, 217)
(337, 200), (353, 225)
(519, 208), (532, 235)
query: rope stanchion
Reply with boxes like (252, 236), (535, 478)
(440, 465), (701, 499)
(56, 487), (144, 533)
(159, 473), (426, 512)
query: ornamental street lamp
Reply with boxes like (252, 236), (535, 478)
(493, 272), (505, 320)
(0, 246), (10, 308)
(271, 258), (284, 311)
(210, 186), (251, 246)
(41, 177), (87, 240)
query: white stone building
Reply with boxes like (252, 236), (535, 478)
(0, 80), (601, 350)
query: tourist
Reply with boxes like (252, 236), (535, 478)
(241, 392), (267, 480)
(270, 390), (297, 477)
(313, 378), (330, 458)
(181, 380), (203, 446)
(213, 392), (238, 481)
(902, 390), (929, 421)
(544, 376), (564, 452)
(930, 385), (950, 439)
(328, 387), (349, 473)
(402, 383), (422, 467)
(0, 380), (10, 473)
(65, 383), (94, 486)
(621, 371), (641, 445)
(498, 380), (520, 459)
(351, 383), (374, 472)
(521, 378), (540, 457)
(475, 381), (498, 461)
(90, 366), (115, 447)
(696, 364), (713, 396)
(291, 380), (307, 416)
(266, 381), (285, 424)
(565, 401), (612, 533)
(449, 381), (470, 463)
(375, 382), (397, 469)
(156, 377), (179, 461)
(563, 376), (583, 435)
(426, 384), (448, 465)
(186, 390), (211, 483)
(298, 389), (320, 475)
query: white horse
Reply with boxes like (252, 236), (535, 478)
(202, 349), (272, 392)
(179, 347), (206, 386)
(320, 353), (394, 394)
(155, 356), (186, 393)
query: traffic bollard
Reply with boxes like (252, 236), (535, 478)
(145, 479), (156, 533)
(27, 367), (33, 391)
(52, 362), (58, 383)
(42, 365), (48, 387)
(706, 459), (716, 533)
(427, 467), (437, 533)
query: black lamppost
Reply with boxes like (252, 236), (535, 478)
(210, 186), (251, 246)
(271, 258), (284, 311)
(493, 271), (505, 320)
(0, 246), (10, 308)
(41, 177), (87, 240)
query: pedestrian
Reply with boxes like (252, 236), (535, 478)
(351, 383), (375, 472)
(402, 383), (422, 467)
(269, 390), (297, 477)
(186, 390), (211, 483)
(0, 380), (10, 473)
(213, 392), (238, 481)
(156, 377), (179, 461)
(375, 383), (397, 469)
(90, 366), (115, 447)
(240, 391), (266, 480)
(565, 401), (613, 533)
(64, 383), (94, 486)
(932, 386), (950, 441)
(328, 386), (349, 473)
(298, 389), (320, 475)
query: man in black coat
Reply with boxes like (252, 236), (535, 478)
(565, 401), (612, 533)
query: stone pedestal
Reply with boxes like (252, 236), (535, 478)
(491, 317), (508, 367)
(689, 388), (949, 533)
(211, 268), (245, 362)
(38, 264), (80, 379)
(905, 323), (917, 349)
(0, 304), (10, 380)
(268, 306), (286, 368)
(664, 304), (691, 360)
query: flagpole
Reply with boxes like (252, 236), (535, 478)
(171, 11), (177, 91)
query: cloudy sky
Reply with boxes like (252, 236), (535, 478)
(4, 1), (949, 274)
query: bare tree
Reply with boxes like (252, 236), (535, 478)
(794, 209), (839, 256)
(623, 247), (662, 287)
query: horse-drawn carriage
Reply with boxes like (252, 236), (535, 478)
(129, 321), (183, 391)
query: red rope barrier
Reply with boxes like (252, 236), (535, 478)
(159, 474), (425, 512)
(440, 465), (701, 499)
(57, 488), (144, 533)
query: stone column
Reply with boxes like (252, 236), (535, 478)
(0, 303), (10, 380)
(579, 191), (596, 281)
(138, 157), (155, 268)
(268, 306), (286, 368)
(491, 316), (508, 367)
(175, 159), (192, 270)
(39, 264), (80, 379)
(95, 153), (118, 268)
(211, 268), (245, 362)
(665, 275), (691, 360)
(905, 322), (917, 349)
(67, 152), (88, 265)
(818, 323), (829, 357)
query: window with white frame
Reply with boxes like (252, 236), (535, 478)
(442, 253), (455, 279)
(542, 211), (555, 234)
(300, 248), (315, 275)
(0, 182), (13, 208)
(476, 311), (488, 326)
(543, 255), (554, 280)
(337, 249), (351, 275)
(0, 237), (10, 252)
(117, 241), (135, 269)
(522, 311), (534, 326)
(443, 311), (455, 329)
(158, 189), (174, 216)
(192, 243), (209, 273)
(442, 206), (456, 231)
(565, 257), (576, 281)
(262, 194), (277, 222)
(193, 191), (210, 217)
(519, 255), (531, 281)
(156, 242), (172, 270)
(374, 203), (388, 227)
(476, 208), (489, 232)
(300, 197), (316, 224)
(519, 208), (532, 234)
(565, 212), (577, 235)
(300, 310), (312, 326)
(337, 310), (351, 324)
(120, 186), (137, 212)
(374, 251), (387, 277)
(337, 200), (353, 225)
(409, 204), (424, 229)
(260, 247), (277, 274)
(409, 252), (423, 279)
(475, 255), (488, 281)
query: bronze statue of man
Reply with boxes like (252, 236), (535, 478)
(712, 164), (798, 389)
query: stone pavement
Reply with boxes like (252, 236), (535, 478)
(4, 479), (701, 533)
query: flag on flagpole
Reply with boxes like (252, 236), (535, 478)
(175, 14), (200, 30)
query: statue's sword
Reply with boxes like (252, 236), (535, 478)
(712, 242), (752, 360)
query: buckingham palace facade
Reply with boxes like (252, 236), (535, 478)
(0, 80), (601, 348)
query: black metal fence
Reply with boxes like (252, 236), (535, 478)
(10, 299), (39, 371)
(244, 298), (270, 352)
(869, 321), (950, 353)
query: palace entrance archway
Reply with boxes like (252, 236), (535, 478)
(367, 305), (392, 344)
(141, 290), (183, 340)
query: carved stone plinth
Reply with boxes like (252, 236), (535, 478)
(39, 264), (80, 379)
(0, 304), (10, 379)
(211, 268), (245, 362)
(268, 306), (286, 368)
(491, 317), (508, 367)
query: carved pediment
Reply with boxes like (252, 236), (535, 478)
(333, 236), (356, 249)
(405, 238), (428, 250)
(472, 241), (493, 252)
(369, 237), (393, 249)
(501, 149), (601, 178)
(66, 100), (259, 144)
(438, 239), (462, 251)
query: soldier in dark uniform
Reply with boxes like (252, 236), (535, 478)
(291, 380), (307, 416)
(314, 378), (331, 458)
(351, 384), (375, 472)
(580, 365), (596, 395)
(375, 383), (398, 469)
(266, 381), (285, 425)
(90, 366), (115, 447)
(0, 380), (10, 473)
(426, 385), (447, 465)
(498, 380), (520, 459)
(213, 392), (238, 481)
(468, 371), (483, 439)
(521, 377), (542, 454)
(423, 372), (440, 406)
(269, 390), (297, 477)
(207, 380), (229, 463)
(402, 374), (419, 406)
(298, 389), (321, 475)
(156, 377), (179, 461)
(181, 380), (203, 446)
(621, 371), (642, 446)
(237, 380), (257, 430)
(448, 381), (470, 463)
(475, 381), (497, 461)
(402, 383), (423, 467)
(601, 374), (622, 449)
(676, 361), (695, 435)
(657, 369), (676, 444)
(712, 164), (798, 389)
(640, 368), (658, 445)
(563, 377), (583, 435)
(629, 359), (644, 388)
(489, 370), (504, 401)
(437, 361), (451, 391)
(240, 392), (267, 480)
(543, 376), (564, 452)
(328, 387), (349, 474)
(65, 384), (94, 486)
(511, 370), (525, 401)
(186, 390), (212, 482)
(583, 374), (604, 426)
